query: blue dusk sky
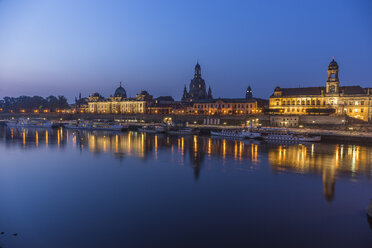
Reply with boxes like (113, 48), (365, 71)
(0, 0), (371, 102)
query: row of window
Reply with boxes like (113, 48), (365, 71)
(345, 101), (365, 106)
(193, 110), (253, 114)
(346, 108), (364, 113)
(194, 103), (254, 109)
(281, 107), (366, 114)
(279, 100), (325, 106)
(275, 99), (368, 106)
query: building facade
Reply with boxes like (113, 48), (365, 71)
(187, 86), (264, 115)
(188, 98), (258, 115)
(88, 83), (147, 114)
(269, 58), (372, 121)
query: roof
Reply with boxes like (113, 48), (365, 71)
(272, 85), (367, 97)
(155, 96), (174, 102)
(193, 98), (257, 104)
(275, 87), (325, 96)
(114, 86), (127, 98)
(340, 86), (366, 95)
(328, 58), (339, 69)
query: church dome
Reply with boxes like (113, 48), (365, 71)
(328, 57), (338, 70)
(114, 82), (127, 98)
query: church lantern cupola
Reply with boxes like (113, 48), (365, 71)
(194, 62), (201, 78)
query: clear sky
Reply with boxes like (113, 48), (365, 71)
(0, 0), (371, 102)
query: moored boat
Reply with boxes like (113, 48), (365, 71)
(6, 118), (54, 128)
(138, 125), (167, 133)
(241, 130), (262, 139)
(64, 120), (92, 129)
(211, 129), (261, 139)
(167, 127), (199, 135)
(211, 129), (245, 138)
(64, 120), (128, 131)
(262, 132), (321, 142)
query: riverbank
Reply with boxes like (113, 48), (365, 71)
(1, 113), (371, 143)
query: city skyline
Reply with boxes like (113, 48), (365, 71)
(1, 0), (372, 102)
(1, 2), (372, 247)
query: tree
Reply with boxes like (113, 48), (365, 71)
(1, 95), (70, 113)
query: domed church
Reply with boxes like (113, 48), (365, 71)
(182, 62), (213, 101)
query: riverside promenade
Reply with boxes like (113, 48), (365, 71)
(1, 113), (371, 143)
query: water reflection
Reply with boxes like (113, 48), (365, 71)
(0, 127), (67, 149)
(1, 126), (371, 201)
(267, 143), (372, 201)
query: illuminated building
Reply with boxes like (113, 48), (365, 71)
(88, 82), (148, 114)
(147, 96), (176, 115)
(269, 58), (372, 121)
(187, 86), (266, 115)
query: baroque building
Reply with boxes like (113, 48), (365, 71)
(182, 62), (213, 101)
(88, 82), (148, 114)
(269, 58), (372, 121)
(187, 86), (265, 115)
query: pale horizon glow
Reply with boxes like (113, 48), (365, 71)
(0, 0), (371, 102)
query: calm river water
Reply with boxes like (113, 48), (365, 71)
(0, 126), (371, 248)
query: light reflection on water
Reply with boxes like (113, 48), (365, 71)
(0, 126), (372, 248)
(1, 126), (372, 202)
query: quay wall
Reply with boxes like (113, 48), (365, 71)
(0, 113), (269, 125)
(299, 115), (346, 125)
(1, 113), (371, 131)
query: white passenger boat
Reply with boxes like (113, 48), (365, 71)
(211, 129), (261, 139)
(262, 133), (321, 142)
(90, 122), (127, 131)
(211, 129), (245, 138)
(6, 118), (53, 128)
(241, 130), (262, 139)
(138, 125), (167, 133)
(64, 120), (92, 129)
(167, 127), (199, 135)
(65, 120), (128, 131)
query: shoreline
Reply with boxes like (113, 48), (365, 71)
(1, 113), (371, 143)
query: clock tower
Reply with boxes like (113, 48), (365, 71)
(326, 57), (339, 94)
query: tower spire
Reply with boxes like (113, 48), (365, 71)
(246, 85), (253, 99)
(208, 86), (212, 99)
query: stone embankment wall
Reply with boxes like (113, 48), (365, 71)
(1, 113), (371, 131)
(299, 115), (346, 125)
(0, 113), (269, 126)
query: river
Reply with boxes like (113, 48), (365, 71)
(0, 126), (371, 247)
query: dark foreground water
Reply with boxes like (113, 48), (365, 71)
(0, 126), (371, 248)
